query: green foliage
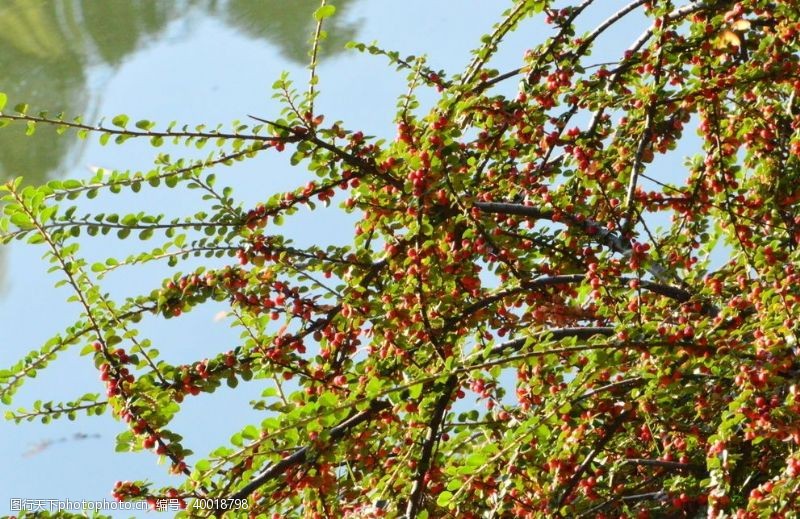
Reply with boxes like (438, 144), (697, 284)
(313, 4), (336, 21)
(4, 393), (106, 424)
(2, 0), (800, 517)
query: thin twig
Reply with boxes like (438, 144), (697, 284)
(307, 0), (326, 120)
(623, 458), (707, 474)
(0, 113), (282, 142)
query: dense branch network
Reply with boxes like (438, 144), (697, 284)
(2, 0), (800, 517)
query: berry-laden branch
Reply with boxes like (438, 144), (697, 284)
(552, 410), (629, 514)
(474, 200), (681, 286)
(226, 399), (391, 504)
(3, 182), (203, 489)
(248, 115), (404, 189)
(622, 457), (707, 475)
(2, 0), (800, 516)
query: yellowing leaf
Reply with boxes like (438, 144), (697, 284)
(730, 19), (751, 31)
(719, 29), (741, 48)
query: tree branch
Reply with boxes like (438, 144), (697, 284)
(552, 411), (629, 514)
(248, 115), (404, 189)
(0, 112), (288, 143)
(475, 201), (630, 253)
(623, 457), (707, 475)
(405, 376), (458, 519)
(227, 399), (391, 504)
(489, 327), (615, 358)
(474, 201), (685, 285)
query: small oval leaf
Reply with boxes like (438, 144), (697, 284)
(112, 114), (129, 128)
(314, 4), (336, 20)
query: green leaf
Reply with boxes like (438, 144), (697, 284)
(314, 4), (336, 20)
(446, 479), (461, 491)
(242, 425), (259, 440)
(466, 452), (487, 466)
(436, 491), (453, 507)
(10, 212), (32, 228)
(112, 114), (129, 128)
(318, 391), (337, 408)
(115, 431), (134, 452)
(365, 377), (382, 397)
(0, 92), (6, 111)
